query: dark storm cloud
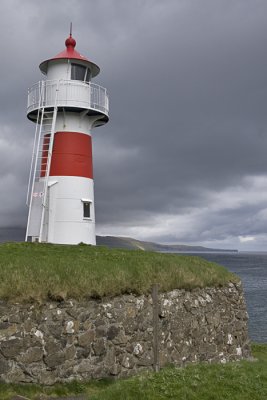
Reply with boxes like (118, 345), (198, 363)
(1, 0), (267, 249)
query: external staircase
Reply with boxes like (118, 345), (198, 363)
(25, 84), (58, 242)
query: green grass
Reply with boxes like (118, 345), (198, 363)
(0, 379), (111, 400)
(89, 345), (267, 400)
(0, 344), (266, 400)
(0, 242), (237, 302)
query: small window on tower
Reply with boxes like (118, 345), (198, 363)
(71, 63), (86, 81)
(71, 63), (91, 83)
(83, 201), (91, 219)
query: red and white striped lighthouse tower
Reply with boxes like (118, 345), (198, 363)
(25, 30), (109, 244)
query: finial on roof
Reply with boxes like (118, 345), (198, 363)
(65, 22), (76, 48)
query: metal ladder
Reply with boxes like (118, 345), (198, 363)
(25, 84), (58, 242)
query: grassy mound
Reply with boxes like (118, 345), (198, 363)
(0, 242), (237, 302)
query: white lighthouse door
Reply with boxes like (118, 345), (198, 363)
(46, 181), (58, 243)
(26, 181), (45, 240)
(42, 187), (50, 242)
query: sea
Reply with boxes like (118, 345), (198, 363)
(181, 252), (267, 343)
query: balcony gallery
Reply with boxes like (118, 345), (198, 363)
(27, 79), (109, 123)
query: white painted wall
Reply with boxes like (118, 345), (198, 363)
(46, 60), (70, 81)
(54, 113), (97, 134)
(46, 176), (95, 245)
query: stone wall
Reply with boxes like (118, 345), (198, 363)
(0, 282), (250, 384)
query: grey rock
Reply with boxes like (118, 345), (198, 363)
(107, 325), (120, 340)
(1, 338), (24, 358)
(0, 283), (251, 384)
(64, 344), (76, 360)
(45, 339), (62, 355)
(93, 338), (106, 356)
(78, 329), (95, 347)
(45, 351), (65, 368)
(0, 353), (9, 374)
(17, 347), (43, 364)
(121, 353), (135, 369)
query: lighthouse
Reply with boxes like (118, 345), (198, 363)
(25, 31), (109, 244)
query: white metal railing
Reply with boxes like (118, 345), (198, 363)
(27, 79), (109, 116)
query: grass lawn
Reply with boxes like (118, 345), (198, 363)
(0, 242), (237, 302)
(0, 344), (266, 399)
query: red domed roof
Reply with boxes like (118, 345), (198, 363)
(39, 34), (100, 77)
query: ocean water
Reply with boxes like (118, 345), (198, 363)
(183, 252), (267, 343)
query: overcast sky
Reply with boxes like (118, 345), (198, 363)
(1, 0), (267, 250)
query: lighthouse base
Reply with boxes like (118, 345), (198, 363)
(42, 176), (96, 245)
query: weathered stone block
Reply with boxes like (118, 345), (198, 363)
(6, 367), (33, 383)
(109, 363), (121, 376)
(0, 323), (18, 338)
(75, 359), (93, 374)
(0, 353), (9, 374)
(45, 351), (65, 368)
(38, 369), (58, 385)
(45, 339), (62, 355)
(137, 352), (153, 366)
(76, 347), (90, 359)
(107, 325), (120, 340)
(105, 346), (116, 366)
(41, 322), (62, 339)
(64, 344), (76, 360)
(0, 338), (24, 358)
(78, 330), (95, 347)
(17, 347), (43, 364)
(111, 331), (128, 345)
(95, 324), (107, 336)
(93, 338), (106, 356)
(120, 353), (135, 369)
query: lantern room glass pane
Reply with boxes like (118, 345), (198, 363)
(71, 64), (86, 81)
(71, 63), (91, 83)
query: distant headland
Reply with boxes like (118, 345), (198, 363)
(96, 235), (238, 253)
(0, 227), (238, 252)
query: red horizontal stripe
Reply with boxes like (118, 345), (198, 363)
(41, 131), (93, 178)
